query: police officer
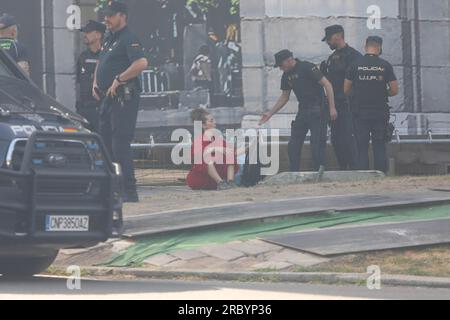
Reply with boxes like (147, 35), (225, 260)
(321, 25), (362, 170)
(77, 20), (106, 132)
(260, 50), (337, 172)
(93, 1), (149, 203)
(344, 36), (399, 173)
(0, 13), (30, 75)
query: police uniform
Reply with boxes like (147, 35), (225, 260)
(0, 14), (29, 66)
(280, 58), (327, 172)
(0, 37), (28, 64)
(322, 25), (362, 170)
(76, 20), (106, 132)
(345, 46), (397, 173)
(96, 2), (147, 200)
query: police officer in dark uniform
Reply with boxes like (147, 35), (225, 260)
(260, 50), (337, 172)
(93, 1), (149, 203)
(344, 36), (399, 173)
(321, 25), (362, 170)
(77, 20), (106, 132)
(0, 13), (30, 75)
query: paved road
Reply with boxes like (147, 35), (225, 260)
(0, 276), (449, 300)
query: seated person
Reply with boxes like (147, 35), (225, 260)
(186, 108), (239, 191)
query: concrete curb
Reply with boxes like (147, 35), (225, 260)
(50, 266), (450, 289)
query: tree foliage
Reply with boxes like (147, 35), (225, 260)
(187, 0), (240, 16)
(95, 0), (110, 12)
(95, 0), (240, 15)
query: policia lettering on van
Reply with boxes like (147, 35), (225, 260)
(344, 36), (399, 173)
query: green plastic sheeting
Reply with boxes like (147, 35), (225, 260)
(106, 204), (450, 267)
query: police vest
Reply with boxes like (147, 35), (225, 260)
(77, 50), (99, 103)
(0, 38), (19, 61)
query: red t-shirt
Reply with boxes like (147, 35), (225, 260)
(186, 133), (238, 190)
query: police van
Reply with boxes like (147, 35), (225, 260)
(0, 49), (123, 277)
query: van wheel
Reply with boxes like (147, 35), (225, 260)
(0, 251), (58, 278)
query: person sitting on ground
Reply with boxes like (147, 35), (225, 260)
(186, 108), (239, 191)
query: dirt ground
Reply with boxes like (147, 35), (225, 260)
(55, 173), (450, 278)
(125, 174), (450, 216)
(135, 169), (187, 186)
(293, 244), (450, 278)
(53, 245), (450, 279)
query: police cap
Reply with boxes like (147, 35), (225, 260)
(322, 25), (344, 42)
(102, 1), (128, 17)
(0, 14), (17, 30)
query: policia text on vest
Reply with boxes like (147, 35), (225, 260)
(344, 36), (399, 174)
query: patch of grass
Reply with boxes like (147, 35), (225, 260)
(45, 266), (93, 278)
(237, 274), (283, 283)
(291, 245), (450, 278)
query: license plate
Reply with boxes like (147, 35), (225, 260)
(45, 215), (89, 232)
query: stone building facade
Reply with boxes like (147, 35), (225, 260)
(2, 0), (449, 136)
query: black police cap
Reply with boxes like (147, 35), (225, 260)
(80, 20), (106, 33)
(102, 1), (128, 17)
(322, 25), (344, 42)
(274, 49), (293, 67)
(0, 14), (17, 30)
(366, 36), (383, 46)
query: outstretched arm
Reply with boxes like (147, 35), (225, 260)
(259, 90), (291, 125)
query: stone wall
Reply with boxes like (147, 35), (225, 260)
(45, 0), (97, 110)
(8, 0), (450, 135)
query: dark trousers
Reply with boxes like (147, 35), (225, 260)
(99, 93), (140, 191)
(288, 108), (327, 172)
(354, 115), (388, 173)
(330, 102), (358, 170)
(76, 101), (100, 133)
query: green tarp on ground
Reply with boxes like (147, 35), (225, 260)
(106, 204), (450, 267)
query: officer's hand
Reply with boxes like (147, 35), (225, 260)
(93, 86), (101, 101)
(107, 79), (121, 98)
(330, 108), (338, 122)
(259, 112), (272, 126)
